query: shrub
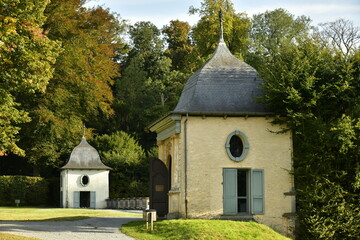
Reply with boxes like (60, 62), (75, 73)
(91, 131), (149, 198)
(0, 176), (49, 206)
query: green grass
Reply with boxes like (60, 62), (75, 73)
(121, 219), (290, 240)
(0, 232), (40, 240)
(0, 207), (141, 221)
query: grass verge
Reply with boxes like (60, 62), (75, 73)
(0, 207), (141, 221)
(121, 219), (290, 240)
(0, 232), (40, 240)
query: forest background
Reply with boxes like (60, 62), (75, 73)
(0, 0), (359, 239)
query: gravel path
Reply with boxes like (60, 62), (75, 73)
(0, 215), (142, 240)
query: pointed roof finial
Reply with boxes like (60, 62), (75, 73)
(219, 8), (224, 43)
(83, 123), (86, 138)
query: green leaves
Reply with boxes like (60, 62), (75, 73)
(0, 0), (61, 155)
(91, 131), (148, 197)
(253, 8), (360, 239)
(191, 0), (250, 59)
(115, 20), (187, 146)
(298, 174), (360, 239)
(16, 1), (128, 170)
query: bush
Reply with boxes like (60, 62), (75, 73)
(0, 175), (49, 206)
(91, 131), (149, 198)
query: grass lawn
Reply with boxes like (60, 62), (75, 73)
(121, 219), (291, 240)
(0, 207), (141, 221)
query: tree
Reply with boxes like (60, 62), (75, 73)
(19, 0), (126, 172)
(246, 8), (311, 70)
(91, 131), (148, 197)
(0, 0), (61, 156)
(317, 18), (360, 59)
(115, 21), (184, 150)
(162, 20), (200, 73)
(259, 21), (360, 239)
(190, 0), (251, 59)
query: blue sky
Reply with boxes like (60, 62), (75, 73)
(85, 0), (360, 28)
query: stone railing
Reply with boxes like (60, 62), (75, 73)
(106, 197), (149, 210)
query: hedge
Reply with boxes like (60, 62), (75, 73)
(0, 175), (49, 206)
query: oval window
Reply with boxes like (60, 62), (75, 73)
(230, 135), (243, 157)
(225, 130), (249, 162)
(81, 175), (89, 186)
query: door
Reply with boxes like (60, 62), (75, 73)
(149, 157), (169, 217)
(80, 191), (90, 208)
(223, 168), (264, 215)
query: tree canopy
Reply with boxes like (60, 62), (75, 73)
(254, 10), (360, 239)
(0, 0), (61, 156)
(190, 0), (250, 59)
(17, 0), (127, 172)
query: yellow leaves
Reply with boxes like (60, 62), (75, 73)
(3, 58), (13, 64)
(0, 15), (17, 35)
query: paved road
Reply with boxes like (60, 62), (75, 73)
(0, 216), (142, 240)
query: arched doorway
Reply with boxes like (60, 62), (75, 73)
(149, 157), (169, 217)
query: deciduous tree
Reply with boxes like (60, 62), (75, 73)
(190, 0), (250, 59)
(163, 20), (200, 73)
(259, 19), (360, 238)
(115, 21), (184, 149)
(91, 131), (148, 197)
(19, 0), (126, 172)
(0, 0), (61, 156)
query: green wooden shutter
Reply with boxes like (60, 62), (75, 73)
(223, 168), (237, 214)
(251, 169), (264, 214)
(90, 191), (96, 209)
(73, 191), (80, 208)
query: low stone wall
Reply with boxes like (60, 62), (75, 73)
(106, 197), (149, 210)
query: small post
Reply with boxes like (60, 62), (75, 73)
(15, 199), (20, 207)
(143, 209), (157, 231)
(151, 216), (154, 231)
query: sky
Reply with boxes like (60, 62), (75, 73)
(84, 0), (360, 28)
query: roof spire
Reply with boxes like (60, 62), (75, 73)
(219, 8), (224, 43)
(83, 123), (86, 138)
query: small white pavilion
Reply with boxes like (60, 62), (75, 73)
(60, 136), (111, 208)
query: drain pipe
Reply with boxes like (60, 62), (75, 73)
(184, 113), (189, 218)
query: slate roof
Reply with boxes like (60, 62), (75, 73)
(173, 38), (271, 115)
(61, 136), (111, 170)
